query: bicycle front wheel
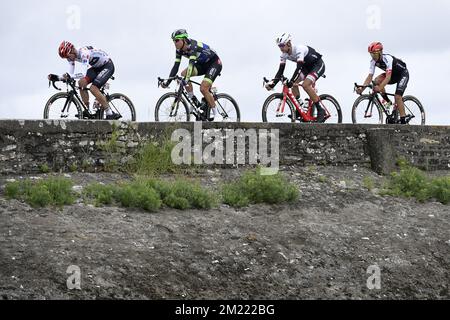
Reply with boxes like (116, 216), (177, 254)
(352, 95), (383, 124)
(262, 93), (295, 123)
(107, 93), (136, 121)
(155, 92), (190, 122)
(44, 92), (82, 120)
(214, 93), (240, 122)
(403, 95), (425, 125)
(319, 94), (343, 124)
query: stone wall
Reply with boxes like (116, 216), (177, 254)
(0, 120), (449, 175)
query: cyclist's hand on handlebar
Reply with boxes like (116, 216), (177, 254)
(61, 73), (71, 81)
(161, 80), (170, 89)
(48, 74), (59, 82)
(286, 80), (294, 89)
(356, 87), (364, 95)
(265, 81), (275, 91)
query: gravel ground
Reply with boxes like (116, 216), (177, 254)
(0, 166), (449, 300)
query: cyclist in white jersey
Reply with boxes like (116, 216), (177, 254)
(265, 33), (326, 122)
(51, 41), (120, 120)
(356, 42), (409, 124)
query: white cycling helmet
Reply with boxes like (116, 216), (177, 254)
(276, 33), (292, 46)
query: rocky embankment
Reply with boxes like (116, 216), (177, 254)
(0, 166), (449, 300)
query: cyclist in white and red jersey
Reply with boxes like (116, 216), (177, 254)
(265, 33), (326, 123)
(49, 41), (120, 120)
(356, 42), (409, 124)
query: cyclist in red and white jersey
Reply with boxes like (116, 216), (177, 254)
(356, 42), (409, 124)
(49, 41), (120, 120)
(265, 33), (326, 122)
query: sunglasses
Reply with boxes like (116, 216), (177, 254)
(173, 39), (182, 43)
(278, 43), (287, 48)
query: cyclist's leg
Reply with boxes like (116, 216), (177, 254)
(374, 73), (392, 102)
(302, 59), (325, 122)
(79, 68), (97, 107)
(395, 70), (409, 122)
(302, 59), (325, 103)
(181, 66), (199, 94)
(90, 60), (115, 110)
(200, 58), (222, 109)
(292, 72), (306, 100)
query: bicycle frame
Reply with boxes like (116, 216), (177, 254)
(57, 79), (110, 115)
(356, 83), (397, 119)
(159, 76), (229, 120)
(270, 77), (331, 122)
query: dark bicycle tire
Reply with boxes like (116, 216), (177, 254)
(352, 94), (383, 124)
(319, 94), (343, 123)
(403, 95), (426, 125)
(262, 93), (295, 123)
(155, 92), (190, 122)
(44, 92), (82, 120)
(214, 93), (241, 122)
(108, 93), (136, 121)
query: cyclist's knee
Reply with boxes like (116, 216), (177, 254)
(302, 79), (313, 90)
(78, 78), (88, 88)
(181, 69), (187, 77)
(200, 82), (211, 95)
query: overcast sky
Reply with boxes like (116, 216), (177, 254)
(1, 0), (449, 124)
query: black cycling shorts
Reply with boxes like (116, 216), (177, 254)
(296, 58), (325, 83)
(391, 69), (409, 96)
(194, 57), (222, 84)
(85, 59), (115, 88)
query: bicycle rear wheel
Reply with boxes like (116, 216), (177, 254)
(108, 93), (136, 121)
(155, 92), (190, 122)
(44, 92), (82, 120)
(403, 95), (425, 125)
(319, 94), (343, 123)
(262, 93), (295, 123)
(214, 93), (240, 122)
(352, 95), (383, 124)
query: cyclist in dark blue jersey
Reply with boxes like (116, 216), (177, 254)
(161, 29), (222, 121)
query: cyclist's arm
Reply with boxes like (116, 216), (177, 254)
(185, 54), (197, 82)
(290, 60), (304, 83)
(273, 63), (286, 84)
(64, 59), (87, 80)
(362, 74), (374, 87)
(168, 53), (182, 83)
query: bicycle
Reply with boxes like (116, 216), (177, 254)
(44, 74), (136, 121)
(352, 82), (425, 125)
(155, 75), (240, 122)
(262, 76), (342, 123)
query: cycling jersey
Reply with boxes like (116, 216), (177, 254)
(369, 54), (407, 78)
(175, 39), (217, 64)
(68, 46), (110, 77)
(275, 45), (323, 84)
(169, 39), (219, 81)
(280, 45), (322, 68)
